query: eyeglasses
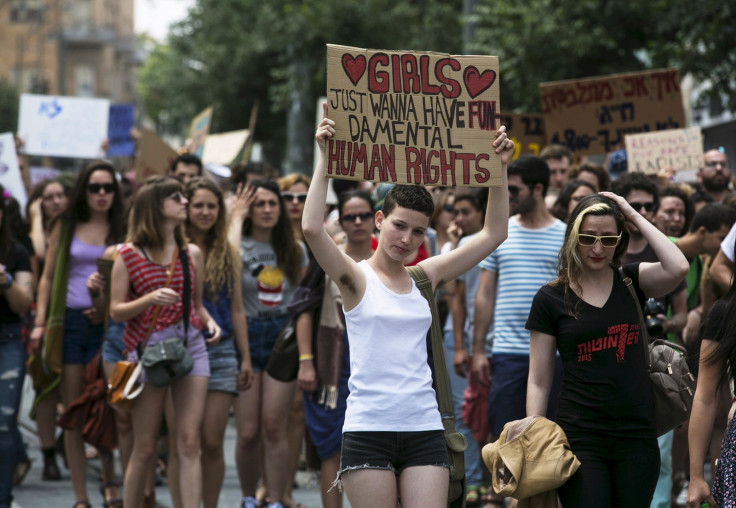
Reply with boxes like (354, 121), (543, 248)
(443, 203), (454, 212)
(705, 160), (730, 169)
(86, 183), (115, 194)
(578, 233), (622, 248)
(165, 192), (185, 203)
(342, 212), (373, 223)
(282, 192), (307, 203)
(629, 202), (656, 213)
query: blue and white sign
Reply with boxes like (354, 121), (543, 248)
(0, 132), (27, 213)
(18, 94), (110, 159)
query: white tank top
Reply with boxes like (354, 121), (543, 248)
(343, 260), (442, 432)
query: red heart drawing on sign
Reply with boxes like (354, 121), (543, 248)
(342, 54), (366, 86)
(463, 66), (496, 99)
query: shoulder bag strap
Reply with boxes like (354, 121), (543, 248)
(406, 265), (453, 416)
(178, 244), (191, 339)
(617, 266), (652, 370)
(140, 245), (179, 351)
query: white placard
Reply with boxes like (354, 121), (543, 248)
(18, 94), (110, 159)
(0, 132), (28, 213)
(201, 129), (250, 165)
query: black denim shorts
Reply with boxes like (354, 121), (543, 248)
(335, 430), (449, 488)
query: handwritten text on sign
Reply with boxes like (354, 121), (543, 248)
(326, 44), (501, 187)
(500, 113), (546, 160)
(625, 127), (703, 175)
(539, 69), (685, 156)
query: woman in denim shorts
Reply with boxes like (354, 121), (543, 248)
(109, 176), (222, 508)
(30, 162), (126, 508)
(228, 179), (308, 508)
(185, 178), (253, 508)
(303, 109), (514, 507)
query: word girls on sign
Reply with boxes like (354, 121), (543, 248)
(326, 44), (502, 187)
(539, 68), (685, 156)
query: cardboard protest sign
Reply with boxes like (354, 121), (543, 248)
(625, 127), (703, 175)
(107, 103), (136, 157)
(201, 129), (250, 165)
(326, 44), (501, 187)
(499, 113), (546, 159)
(0, 132), (27, 212)
(539, 69), (685, 156)
(18, 94), (110, 159)
(133, 128), (178, 183)
(189, 106), (213, 159)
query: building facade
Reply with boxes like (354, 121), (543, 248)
(0, 0), (139, 101)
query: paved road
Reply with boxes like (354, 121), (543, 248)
(13, 377), (346, 508)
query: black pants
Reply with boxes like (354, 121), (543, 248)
(558, 433), (660, 508)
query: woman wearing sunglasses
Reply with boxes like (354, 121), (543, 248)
(278, 174), (311, 244)
(228, 179), (309, 508)
(31, 161), (125, 508)
(526, 193), (688, 508)
(109, 176), (221, 508)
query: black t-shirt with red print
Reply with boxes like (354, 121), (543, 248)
(526, 263), (656, 439)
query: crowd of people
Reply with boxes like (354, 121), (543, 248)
(1, 115), (736, 508)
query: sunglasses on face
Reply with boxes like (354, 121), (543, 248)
(578, 233), (621, 248)
(629, 202), (656, 213)
(165, 191), (185, 203)
(342, 212), (373, 223)
(282, 192), (307, 203)
(86, 183), (115, 194)
(443, 203), (455, 212)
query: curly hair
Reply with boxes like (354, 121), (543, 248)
(185, 178), (240, 302)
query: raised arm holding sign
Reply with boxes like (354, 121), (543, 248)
(303, 90), (513, 506)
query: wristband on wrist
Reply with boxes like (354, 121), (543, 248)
(0, 273), (12, 290)
(299, 354), (314, 362)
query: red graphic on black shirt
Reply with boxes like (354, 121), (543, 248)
(576, 323), (639, 363)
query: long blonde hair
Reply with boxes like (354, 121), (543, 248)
(185, 178), (240, 301)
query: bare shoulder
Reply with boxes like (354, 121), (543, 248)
(187, 243), (203, 261)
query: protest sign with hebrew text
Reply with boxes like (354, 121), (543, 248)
(540, 69), (685, 156)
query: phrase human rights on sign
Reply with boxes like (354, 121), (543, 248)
(326, 44), (501, 187)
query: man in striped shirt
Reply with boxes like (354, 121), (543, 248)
(471, 155), (566, 443)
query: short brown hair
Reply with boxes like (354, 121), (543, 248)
(540, 144), (573, 163)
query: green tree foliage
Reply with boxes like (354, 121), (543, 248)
(469, 0), (736, 112)
(138, 0), (736, 166)
(0, 79), (20, 134)
(138, 0), (462, 165)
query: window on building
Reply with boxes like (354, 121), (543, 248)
(74, 65), (95, 97)
(9, 0), (45, 23)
